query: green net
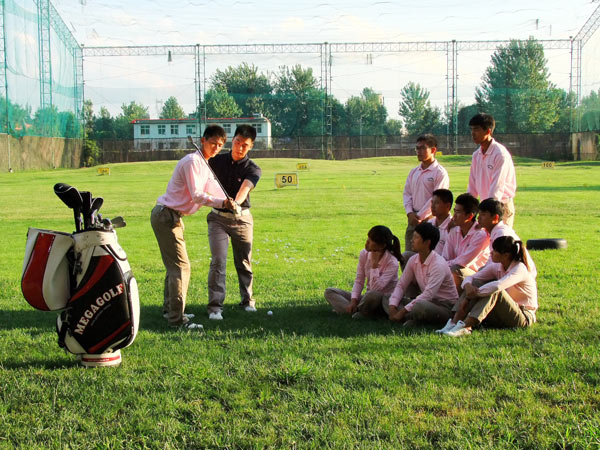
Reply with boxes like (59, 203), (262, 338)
(0, 0), (82, 138)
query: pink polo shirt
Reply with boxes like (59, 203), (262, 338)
(443, 223), (490, 271)
(463, 260), (538, 318)
(389, 251), (458, 310)
(467, 139), (516, 202)
(157, 152), (226, 216)
(487, 222), (537, 278)
(403, 160), (450, 220)
(351, 249), (399, 299)
(428, 215), (452, 255)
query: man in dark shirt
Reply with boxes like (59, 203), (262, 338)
(206, 124), (262, 320)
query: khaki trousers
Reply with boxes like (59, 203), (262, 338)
(462, 288), (533, 328)
(150, 204), (190, 326)
(207, 211), (254, 313)
(324, 288), (387, 316)
(503, 198), (515, 228)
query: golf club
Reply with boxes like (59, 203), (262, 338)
(54, 183), (83, 232)
(90, 197), (104, 227)
(111, 216), (126, 228)
(80, 191), (93, 229)
(187, 135), (242, 214)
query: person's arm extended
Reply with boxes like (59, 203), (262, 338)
(234, 179), (255, 205)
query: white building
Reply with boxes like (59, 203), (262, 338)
(132, 114), (272, 150)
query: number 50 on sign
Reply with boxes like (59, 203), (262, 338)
(275, 172), (298, 189)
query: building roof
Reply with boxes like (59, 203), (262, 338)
(132, 115), (270, 125)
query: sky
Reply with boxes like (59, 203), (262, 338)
(50, 0), (600, 118)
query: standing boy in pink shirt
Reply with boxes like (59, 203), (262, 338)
(403, 134), (450, 252)
(151, 125), (235, 328)
(467, 113), (517, 227)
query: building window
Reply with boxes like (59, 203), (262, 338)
(222, 123), (231, 133)
(170, 124), (179, 135)
(140, 125), (150, 135)
(186, 124), (196, 135)
(158, 125), (166, 135)
(252, 124), (262, 134)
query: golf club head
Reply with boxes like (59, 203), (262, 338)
(111, 216), (126, 228)
(90, 197), (104, 226)
(54, 183), (83, 210)
(101, 217), (112, 230)
(187, 135), (200, 151)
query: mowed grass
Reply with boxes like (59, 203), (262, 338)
(0, 156), (599, 449)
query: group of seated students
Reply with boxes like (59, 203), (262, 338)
(324, 192), (538, 337)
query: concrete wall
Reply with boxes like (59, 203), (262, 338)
(571, 132), (598, 161)
(0, 134), (83, 171)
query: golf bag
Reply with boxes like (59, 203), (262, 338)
(21, 183), (140, 366)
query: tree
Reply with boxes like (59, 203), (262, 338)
(114, 101), (149, 139)
(211, 63), (273, 117)
(398, 82), (443, 135)
(475, 38), (559, 133)
(271, 65), (323, 136)
(344, 88), (387, 136)
(384, 119), (403, 136)
(194, 88), (242, 119)
(160, 96), (185, 119)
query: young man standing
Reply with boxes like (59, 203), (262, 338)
(427, 188), (453, 255)
(206, 125), (262, 320)
(467, 113), (517, 227)
(403, 134), (450, 252)
(443, 193), (490, 286)
(151, 125), (234, 328)
(386, 222), (458, 326)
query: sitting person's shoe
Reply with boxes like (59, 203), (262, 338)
(444, 320), (472, 337)
(164, 312), (195, 320)
(209, 312), (223, 320)
(436, 319), (456, 334)
(351, 311), (365, 319)
(182, 322), (203, 329)
(244, 305), (257, 312)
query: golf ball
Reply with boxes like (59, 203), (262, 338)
(267, 310), (273, 316)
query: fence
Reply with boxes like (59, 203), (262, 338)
(96, 132), (588, 164)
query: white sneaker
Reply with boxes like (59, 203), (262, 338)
(182, 322), (203, 330)
(436, 319), (456, 334)
(209, 312), (223, 320)
(444, 320), (472, 337)
(244, 305), (257, 312)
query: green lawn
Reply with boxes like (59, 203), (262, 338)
(1, 156), (599, 449)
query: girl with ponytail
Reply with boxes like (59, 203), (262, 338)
(324, 225), (402, 318)
(437, 235), (538, 336)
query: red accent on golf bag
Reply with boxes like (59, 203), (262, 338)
(21, 228), (73, 311)
(56, 230), (140, 355)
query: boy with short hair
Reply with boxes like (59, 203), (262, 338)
(386, 222), (458, 326)
(467, 113), (517, 227)
(403, 134), (450, 252)
(428, 188), (453, 255)
(443, 193), (490, 286)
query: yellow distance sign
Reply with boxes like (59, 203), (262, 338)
(541, 161), (555, 169)
(97, 167), (111, 176)
(275, 172), (299, 189)
(296, 162), (309, 170)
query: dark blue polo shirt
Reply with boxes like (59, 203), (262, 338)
(209, 151), (261, 211)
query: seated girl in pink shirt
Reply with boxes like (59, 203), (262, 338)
(437, 236), (538, 337)
(324, 225), (402, 318)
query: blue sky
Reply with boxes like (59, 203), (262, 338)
(51, 0), (600, 118)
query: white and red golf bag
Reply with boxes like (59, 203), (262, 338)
(21, 185), (140, 367)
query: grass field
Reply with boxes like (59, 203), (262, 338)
(1, 156), (599, 449)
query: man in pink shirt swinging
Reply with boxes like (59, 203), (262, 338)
(151, 125), (236, 328)
(403, 134), (450, 252)
(386, 222), (458, 326)
(467, 113), (517, 227)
